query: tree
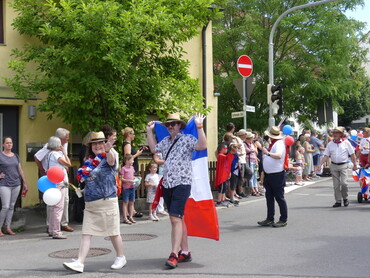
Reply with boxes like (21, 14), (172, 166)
(4, 0), (222, 134)
(213, 0), (369, 134)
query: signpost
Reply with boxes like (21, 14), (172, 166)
(245, 105), (255, 112)
(231, 111), (244, 119)
(237, 55), (253, 129)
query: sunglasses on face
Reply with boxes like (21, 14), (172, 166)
(165, 122), (178, 127)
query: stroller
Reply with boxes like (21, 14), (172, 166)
(353, 169), (370, 203)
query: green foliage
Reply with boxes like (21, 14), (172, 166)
(213, 0), (369, 134)
(4, 0), (222, 135)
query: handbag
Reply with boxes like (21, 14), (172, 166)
(151, 137), (180, 210)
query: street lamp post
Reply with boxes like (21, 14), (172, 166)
(268, 0), (339, 128)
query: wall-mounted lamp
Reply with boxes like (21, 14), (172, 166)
(213, 91), (220, 97)
(28, 105), (36, 119)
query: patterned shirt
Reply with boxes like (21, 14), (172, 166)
(155, 133), (197, 189)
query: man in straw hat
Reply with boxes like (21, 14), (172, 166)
(146, 113), (206, 269)
(258, 126), (288, 228)
(319, 126), (357, 207)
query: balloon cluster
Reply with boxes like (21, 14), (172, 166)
(37, 166), (64, 206)
(282, 125), (294, 146)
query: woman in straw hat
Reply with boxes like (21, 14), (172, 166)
(63, 131), (126, 273)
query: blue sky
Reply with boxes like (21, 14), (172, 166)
(345, 2), (370, 32)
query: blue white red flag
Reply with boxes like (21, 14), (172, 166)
(154, 118), (220, 241)
(348, 138), (358, 148)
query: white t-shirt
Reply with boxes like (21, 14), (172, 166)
(359, 137), (370, 155)
(323, 139), (354, 163)
(235, 136), (246, 164)
(111, 148), (119, 171)
(262, 140), (286, 174)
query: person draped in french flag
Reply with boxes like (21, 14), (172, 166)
(146, 113), (207, 269)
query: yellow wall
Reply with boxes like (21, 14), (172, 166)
(182, 22), (218, 161)
(1, 1), (72, 206)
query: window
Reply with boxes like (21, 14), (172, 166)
(0, 0), (4, 44)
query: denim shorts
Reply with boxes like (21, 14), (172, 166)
(312, 154), (320, 166)
(122, 188), (135, 202)
(162, 184), (191, 218)
(229, 174), (238, 191)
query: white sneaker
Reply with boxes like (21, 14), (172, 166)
(63, 260), (84, 273)
(111, 256), (127, 270)
(157, 210), (169, 216)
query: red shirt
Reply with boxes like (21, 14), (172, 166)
(214, 152), (235, 188)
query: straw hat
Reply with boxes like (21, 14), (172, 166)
(245, 131), (254, 139)
(161, 113), (186, 129)
(88, 131), (106, 143)
(363, 127), (370, 134)
(332, 126), (345, 134)
(237, 129), (247, 136)
(264, 126), (283, 139)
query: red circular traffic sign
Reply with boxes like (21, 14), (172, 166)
(237, 55), (253, 77)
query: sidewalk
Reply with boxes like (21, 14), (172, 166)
(0, 176), (331, 243)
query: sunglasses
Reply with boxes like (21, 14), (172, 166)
(165, 122), (178, 127)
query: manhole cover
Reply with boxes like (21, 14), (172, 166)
(49, 248), (111, 258)
(104, 233), (157, 241)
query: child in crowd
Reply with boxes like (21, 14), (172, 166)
(229, 143), (240, 206)
(294, 145), (305, 185)
(145, 161), (160, 221)
(215, 143), (239, 207)
(120, 154), (136, 224)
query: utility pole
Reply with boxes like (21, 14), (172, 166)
(268, 0), (339, 128)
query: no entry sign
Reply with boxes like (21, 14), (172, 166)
(237, 55), (253, 77)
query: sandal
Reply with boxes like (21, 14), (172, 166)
(5, 228), (16, 235)
(122, 219), (132, 225)
(133, 212), (143, 218)
(128, 217), (136, 223)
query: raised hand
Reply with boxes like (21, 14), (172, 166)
(194, 113), (205, 127)
(104, 137), (114, 153)
(146, 121), (155, 131)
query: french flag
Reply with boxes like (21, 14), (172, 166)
(154, 118), (220, 241)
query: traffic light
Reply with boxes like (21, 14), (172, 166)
(270, 84), (283, 115)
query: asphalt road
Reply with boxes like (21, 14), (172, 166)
(0, 176), (369, 278)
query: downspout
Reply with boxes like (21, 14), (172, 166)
(202, 21), (209, 133)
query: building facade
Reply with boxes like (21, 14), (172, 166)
(0, 0), (218, 207)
